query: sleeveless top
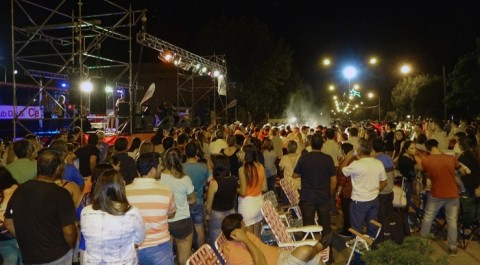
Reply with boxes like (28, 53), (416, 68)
(221, 148), (240, 179)
(212, 176), (238, 211)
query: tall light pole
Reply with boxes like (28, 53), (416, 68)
(368, 92), (381, 121)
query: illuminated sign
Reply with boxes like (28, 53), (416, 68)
(0, 105), (41, 119)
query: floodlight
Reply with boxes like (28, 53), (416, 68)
(80, 81), (93, 93)
(343, 66), (357, 79)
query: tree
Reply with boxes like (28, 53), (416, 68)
(196, 17), (303, 121)
(445, 38), (480, 118)
(391, 74), (442, 118)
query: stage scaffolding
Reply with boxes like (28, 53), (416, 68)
(11, 0), (146, 138)
(136, 31), (229, 125)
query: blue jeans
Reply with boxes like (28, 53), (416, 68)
(350, 197), (379, 237)
(0, 239), (22, 265)
(138, 241), (174, 265)
(420, 195), (459, 250)
(209, 209), (236, 246)
(190, 203), (205, 225)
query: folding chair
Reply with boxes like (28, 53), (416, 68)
(214, 234), (228, 264)
(346, 220), (382, 265)
(261, 200), (330, 263)
(457, 196), (480, 249)
(186, 244), (222, 265)
(262, 190), (303, 227)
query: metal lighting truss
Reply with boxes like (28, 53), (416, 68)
(11, 0), (146, 137)
(137, 31), (228, 122)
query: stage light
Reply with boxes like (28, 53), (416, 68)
(80, 81), (93, 92)
(201, 67), (207, 73)
(13, 70), (18, 75)
(105, 86), (113, 93)
(218, 75), (224, 80)
(60, 82), (68, 88)
(213, 70), (220, 77)
(195, 63), (201, 70)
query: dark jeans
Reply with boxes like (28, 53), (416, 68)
(378, 192), (394, 225)
(350, 197), (379, 237)
(299, 199), (331, 234)
(267, 176), (276, 192)
(341, 195), (352, 234)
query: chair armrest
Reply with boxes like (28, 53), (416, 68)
(348, 228), (374, 245)
(278, 239), (318, 248)
(286, 225), (323, 233)
(370, 220), (382, 228)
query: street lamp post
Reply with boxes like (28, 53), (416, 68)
(368, 92), (381, 121)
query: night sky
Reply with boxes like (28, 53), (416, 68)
(1, 0), (480, 93)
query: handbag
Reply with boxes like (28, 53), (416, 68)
(392, 177), (407, 207)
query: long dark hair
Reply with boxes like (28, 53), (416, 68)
(399, 140), (415, 158)
(242, 144), (259, 187)
(212, 155), (231, 180)
(164, 147), (185, 178)
(0, 167), (18, 205)
(92, 169), (131, 215)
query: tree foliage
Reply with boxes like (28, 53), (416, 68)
(445, 38), (480, 118)
(362, 236), (448, 265)
(196, 17), (301, 121)
(391, 74), (443, 118)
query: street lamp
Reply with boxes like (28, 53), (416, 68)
(400, 64), (411, 74)
(328, 84), (335, 91)
(323, 58), (331, 66)
(368, 92), (381, 121)
(343, 66), (357, 90)
(369, 57), (378, 65)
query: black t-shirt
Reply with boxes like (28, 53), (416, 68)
(212, 176), (238, 211)
(221, 148), (241, 178)
(383, 131), (395, 152)
(113, 152), (138, 184)
(4, 180), (76, 264)
(398, 155), (416, 182)
(294, 151), (336, 203)
(75, 144), (100, 177)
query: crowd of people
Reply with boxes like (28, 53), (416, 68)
(0, 117), (479, 264)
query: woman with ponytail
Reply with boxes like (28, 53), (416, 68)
(237, 144), (267, 237)
(159, 147), (196, 265)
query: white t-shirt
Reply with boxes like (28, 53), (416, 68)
(342, 157), (387, 201)
(159, 173), (194, 222)
(209, 139), (228, 155)
(321, 139), (341, 167)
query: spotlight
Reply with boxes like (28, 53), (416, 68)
(201, 67), (207, 73)
(213, 70), (220, 77)
(105, 86), (113, 93)
(80, 80), (93, 92)
(60, 82), (68, 88)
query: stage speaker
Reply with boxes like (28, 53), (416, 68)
(118, 103), (130, 117)
(134, 115), (143, 130)
(143, 115), (154, 131)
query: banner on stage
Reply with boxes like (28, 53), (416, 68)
(218, 78), (227, 96)
(140, 83), (156, 105)
(0, 105), (41, 119)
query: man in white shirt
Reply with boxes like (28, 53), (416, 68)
(321, 128), (341, 168)
(342, 139), (387, 238)
(269, 127), (284, 159)
(429, 119), (449, 152)
(209, 129), (228, 155)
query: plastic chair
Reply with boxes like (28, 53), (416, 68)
(345, 220), (382, 265)
(261, 200), (330, 263)
(457, 196), (480, 249)
(262, 189), (303, 227)
(186, 244), (222, 265)
(214, 234), (228, 264)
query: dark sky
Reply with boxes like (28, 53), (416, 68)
(1, 0), (480, 91)
(140, 1), (480, 87)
